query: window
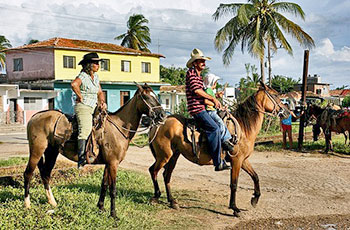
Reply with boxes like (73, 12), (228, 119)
(165, 98), (170, 109)
(24, 97), (42, 110)
(100, 59), (110, 71)
(13, 58), (23, 71)
(121, 60), (131, 72)
(63, 56), (76, 69)
(120, 91), (130, 106)
(142, 62), (151, 73)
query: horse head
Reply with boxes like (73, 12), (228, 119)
(135, 82), (166, 125)
(256, 81), (290, 119)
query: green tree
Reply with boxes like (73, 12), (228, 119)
(336, 85), (349, 90)
(0, 35), (12, 70)
(213, 0), (315, 82)
(28, 39), (39, 45)
(237, 63), (260, 101)
(342, 96), (350, 108)
(271, 75), (299, 93)
(160, 65), (187, 85)
(115, 14), (151, 52)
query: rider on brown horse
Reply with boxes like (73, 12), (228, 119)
(71, 52), (107, 168)
(185, 48), (231, 171)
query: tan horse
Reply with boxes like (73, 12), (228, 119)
(24, 83), (165, 219)
(147, 82), (289, 217)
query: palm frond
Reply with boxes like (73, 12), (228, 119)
(212, 3), (243, 21)
(272, 2), (305, 19)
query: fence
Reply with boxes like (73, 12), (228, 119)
(0, 111), (25, 125)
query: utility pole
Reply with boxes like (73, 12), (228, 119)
(297, 50), (309, 151)
(268, 42), (272, 86)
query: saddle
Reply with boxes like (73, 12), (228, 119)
(52, 107), (108, 164)
(183, 111), (240, 161)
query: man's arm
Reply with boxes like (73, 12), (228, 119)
(71, 78), (83, 103)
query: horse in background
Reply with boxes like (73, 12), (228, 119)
(24, 83), (165, 219)
(307, 103), (350, 153)
(147, 82), (290, 217)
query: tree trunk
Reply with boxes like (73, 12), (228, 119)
(260, 56), (265, 83)
(268, 41), (272, 86)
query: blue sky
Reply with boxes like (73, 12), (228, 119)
(1, 0), (349, 89)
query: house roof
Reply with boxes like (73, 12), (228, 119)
(5, 37), (165, 58)
(160, 85), (185, 93)
(330, 89), (350, 96)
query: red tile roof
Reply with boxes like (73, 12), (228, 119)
(330, 89), (350, 96)
(5, 37), (165, 58)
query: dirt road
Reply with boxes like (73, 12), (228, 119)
(1, 134), (350, 229)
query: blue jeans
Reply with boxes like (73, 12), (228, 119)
(207, 110), (232, 142)
(192, 110), (221, 167)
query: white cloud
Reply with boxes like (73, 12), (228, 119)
(316, 38), (350, 62)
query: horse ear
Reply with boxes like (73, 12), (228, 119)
(259, 80), (267, 90)
(134, 82), (143, 91)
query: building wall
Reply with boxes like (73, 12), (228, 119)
(6, 49), (54, 81)
(54, 50), (160, 82)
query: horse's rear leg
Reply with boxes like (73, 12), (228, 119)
(242, 159), (260, 207)
(107, 161), (119, 219)
(24, 144), (47, 208)
(37, 145), (59, 207)
(163, 151), (180, 210)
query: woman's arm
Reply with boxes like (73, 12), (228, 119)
(71, 77), (83, 103)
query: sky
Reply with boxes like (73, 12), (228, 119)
(1, 0), (350, 89)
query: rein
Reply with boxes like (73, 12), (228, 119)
(254, 89), (285, 117)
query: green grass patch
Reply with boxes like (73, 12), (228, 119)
(130, 134), (149, 146)
(255, 134), (350, 155)
(0, 168), (170, 230)
(0, 157), (28, 167)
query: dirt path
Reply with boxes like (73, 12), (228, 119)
(1, 136), (350, 229)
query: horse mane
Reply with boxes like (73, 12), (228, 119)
(232, 92), (259, 134)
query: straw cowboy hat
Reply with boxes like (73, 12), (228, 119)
(186, 48), (211, 68)
(78, 52), (102, 65)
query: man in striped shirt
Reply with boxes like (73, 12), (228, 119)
(185, 48), (231, 171)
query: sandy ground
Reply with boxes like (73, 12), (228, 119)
(1, 133), (350, 229)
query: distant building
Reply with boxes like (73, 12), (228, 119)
(158, 85), (186, 113)
(294, 74), (330, 97)
(4, 37), (167, 122)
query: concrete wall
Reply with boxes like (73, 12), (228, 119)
(54, 49), (161, 82)
(6, 49), (54, 81)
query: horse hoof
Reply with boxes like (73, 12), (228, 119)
(150, 197), (159, 204)
(24, 197), (31, 209)
(251, 197), (259, 208)
(170, 201), (180, 210)
(233, 210), (240, 217)
(98, 206), (105, 212)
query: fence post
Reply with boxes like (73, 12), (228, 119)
(297, 50), (309, 151)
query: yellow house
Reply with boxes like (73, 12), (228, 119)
(5, 37), (167, 114)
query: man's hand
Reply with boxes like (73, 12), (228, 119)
(99, 102), (107, 110)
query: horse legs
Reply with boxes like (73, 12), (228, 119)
(163, 152), (180, 210)
(107, 161), (119, 219)
(37, 145), (59, 207)
(229, 156), (244, 217)
(149, 163), (161, 202)
(24, 143), (47, 208)
(97, 166), (108, 211)
(241, 159), (260, 207)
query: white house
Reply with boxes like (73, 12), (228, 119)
(159, 85), (186, 114)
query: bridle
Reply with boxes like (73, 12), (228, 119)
(255, 89), (287, 117)
(139, 93), (164, 126)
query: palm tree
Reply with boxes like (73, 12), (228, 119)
(0, 35), (12, 71)
(115, 14), (151, 52)
(213, 0), (315, 82)
(28, 39), (39, 45)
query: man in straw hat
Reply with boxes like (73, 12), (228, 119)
(185, 48), (231, 171)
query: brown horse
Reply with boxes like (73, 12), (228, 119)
(147, 82), (289, 217)
(307, 104), (350, 153)
(24, 83), (165, 219)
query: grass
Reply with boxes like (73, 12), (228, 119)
(255, 134), (350, 155)
(0, 168), (173, 230)
(130, 134), (149, 147)
(0, 157), (29, 167)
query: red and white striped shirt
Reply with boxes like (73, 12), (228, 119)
(186, 67), (205, 115)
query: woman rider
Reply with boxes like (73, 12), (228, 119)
(71, 52), (107, 169)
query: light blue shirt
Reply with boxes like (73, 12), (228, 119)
(282, 114), (292, 125)
(76, 71), (100, 108)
